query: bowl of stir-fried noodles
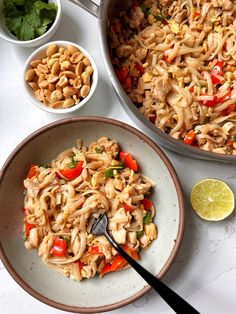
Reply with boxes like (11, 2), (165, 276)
(0, 116), (184, 313)
(96, 0), (236, 162)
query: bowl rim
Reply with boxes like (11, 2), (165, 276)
(0, 116), (185, 313)
(22, 40), (98, 114)
(0, 0), (62, 45)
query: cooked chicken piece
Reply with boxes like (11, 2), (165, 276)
(112, 228), (127, 244)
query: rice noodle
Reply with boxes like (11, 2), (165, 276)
(109, 0), (236, 155)
(23, 137), (157, 280)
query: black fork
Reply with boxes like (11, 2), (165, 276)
(91, 213), (200, 314)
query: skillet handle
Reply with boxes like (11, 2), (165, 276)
(68, 0), (99, 18)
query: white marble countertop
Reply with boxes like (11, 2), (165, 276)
(1, 1), (236, 314)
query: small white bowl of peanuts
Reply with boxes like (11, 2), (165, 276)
(23, 40), (98, 113)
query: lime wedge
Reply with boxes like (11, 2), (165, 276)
(190, 179), (235, 221)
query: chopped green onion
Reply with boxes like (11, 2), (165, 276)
(143, 211), (152, 224)
(136, 230), (144, 238)
(59, 235), (70, 244)
(104, 168), (114, 178)
(156, 13), (165, 21)
(232, 135), (236, 141)
(95, 147), (102, 153)
(141, 4), (149, 17)
(41, 163), (51, 168)
(23, 234), (28, 241)
(67, 154), (77, 168)
(67, 161), (77, 169)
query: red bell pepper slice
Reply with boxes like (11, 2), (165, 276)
(100, 245), (139, 275)
(77, 260), (84, 270)
(211, 74), (221, 85)
(116, 67), (129, 82)
(164, 55), (170, 64)
(202, 95), (218, 107)
(119, 151), (138, 172)
(149, 114), (156, 123)
(210, 61), (223, 85)
(59, 161), (83, 181)
(135, 62), (145, 74)
(101, 255), (127, 275)
(27, 165), (38, 179)
(183, 130), (196, 145)
(124, 203), (133, 212)
(89, 246), (102, 255)
(52, 237), (67, 257)
(212, 61), (223, 76)
(25, 222), (36, 236)
(140, 198), (153, 210)
(219, 91), (231, 102)
(221, 104), (235, 116)
(123, 76), (131, 89)
(122, 244), (139, 261)
(192, 10), (200, 18)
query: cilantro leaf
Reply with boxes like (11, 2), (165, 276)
(3, 0), (58, 41)
(5, 16), (22, 35)
(17, 16), (35, 40)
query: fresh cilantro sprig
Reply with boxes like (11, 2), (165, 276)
(3, 0), (58, 41)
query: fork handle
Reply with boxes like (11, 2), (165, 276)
(104, 231), (200, 314)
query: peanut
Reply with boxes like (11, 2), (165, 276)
(25, 44), (94, 110)
(85, 66), (93, 76)
(83, 57), (91, 67)
(47, 74), (59, 83)
(70, 52), (84, 63)
(63, 98), (75, 108)
(37, 64), (48, 74)
(67, 45), (79, 54)
(63, 86), (77, 96)
(58, 75), (68, 88)
(80, 85), (90, 98)
(51, 61), (60, 75)
(50, 100), (64, 108)
(61, 61), (71, 71)
(51, 90), (63, 102)
(60, 71), (76, 79)
(46, 44), (58, 57)
(73, 76), (82, 89)
(82, 72), (90, 85)
(25, 69), (35, 81)
(29, 82), (39, 91)
(30, 59), (41, 68)
(38, 80), (49, 89)
(75, 61), (84, 76)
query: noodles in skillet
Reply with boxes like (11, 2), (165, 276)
(108, 0), (236, 154)
(23, 137), (157, 280)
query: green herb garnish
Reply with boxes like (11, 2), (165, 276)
(232, 135), (236, 141)
(136, 230), (144, 238)
(67, 154), (77, 169)
(3, 0), (58, 41)
(95, 147), (102, 154)
(156, 13), (165, 21)
(59, 235), (70, 245)
(104, 168), (115, 178)
(141, 4), (149, 18)
(23, 233), (28, 241)
(143, 212), (152, 224)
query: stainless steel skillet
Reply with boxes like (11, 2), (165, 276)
(69, 0), (236, 163)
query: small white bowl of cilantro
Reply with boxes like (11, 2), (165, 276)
(0, 0), (61, 47)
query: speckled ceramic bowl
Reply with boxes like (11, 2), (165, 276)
(0, 116), (185, 313)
